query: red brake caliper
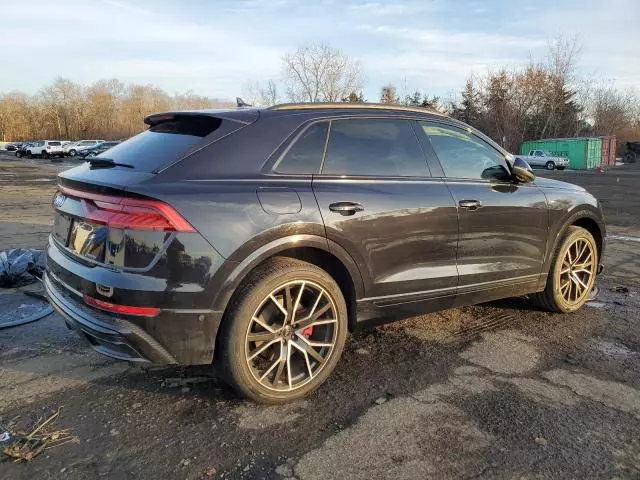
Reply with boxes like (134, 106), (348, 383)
(302, 326), (314, 338)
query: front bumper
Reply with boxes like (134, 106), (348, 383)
(44, 271), (223, 365)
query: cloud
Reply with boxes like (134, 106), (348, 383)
(0, 0), (637, 100)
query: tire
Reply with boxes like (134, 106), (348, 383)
(16, 151), (22, 158)
(625, 152), (636, 163)
(532, 226), (598, 313)
(26, 151), (32, 158)
(41, 151), (49, 159)
(69, 149), (77, 157)
(546, 161), (555, 170)
(217, 257), (348, 404)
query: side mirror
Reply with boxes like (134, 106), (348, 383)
(512, 156), (535, 183)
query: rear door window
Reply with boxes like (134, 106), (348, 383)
(321, 119), (429, 177)
(95, 115), (229, 172)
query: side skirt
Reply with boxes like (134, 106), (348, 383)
(355, 274), (545, 330)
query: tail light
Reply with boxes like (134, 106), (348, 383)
(83, 294), (160, 317)
(59, 186), (195, 232)
(47, 145), (52, 149)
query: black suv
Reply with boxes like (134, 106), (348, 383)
(45, 103), (605, 403)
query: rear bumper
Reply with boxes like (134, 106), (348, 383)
(44, 269), (223, 365)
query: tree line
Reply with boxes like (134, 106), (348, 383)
(0, 79), (230, 141)
(1, 39), (638, 153)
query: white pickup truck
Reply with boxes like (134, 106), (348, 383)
(516, 150), (569, 170)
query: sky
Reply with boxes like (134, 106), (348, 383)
(3, 0), (639, 102)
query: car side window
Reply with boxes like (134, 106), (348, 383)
(274, 122), (328, 174)
(535, 151), (544, 157)
(419, 122), (510, 180)
(321, 119), (429, 177)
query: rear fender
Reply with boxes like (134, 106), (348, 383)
(208, 234), (365, 314)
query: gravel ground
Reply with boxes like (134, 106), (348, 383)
(1, 153), (639, 479)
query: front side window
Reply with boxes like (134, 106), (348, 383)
(275, 121), (328, 174)
(322, 119), (428, 177)
(535, 151), (544, 157)
(419, 122), (509, 180)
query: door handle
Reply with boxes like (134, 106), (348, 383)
(329, 202), (364, 216)
(458, 199), (482, 211)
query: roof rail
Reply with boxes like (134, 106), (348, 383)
(267, 102), (444, 116)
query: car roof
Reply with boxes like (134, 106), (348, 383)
(145, 102), (449, 126)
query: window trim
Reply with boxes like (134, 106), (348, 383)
(317, 117), (432, 179)
(266, 113), (440, 178)
(417, 119), (513, 182)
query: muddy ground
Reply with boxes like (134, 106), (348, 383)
(1, 154), (639, 479)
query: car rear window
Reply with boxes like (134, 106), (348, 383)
(49, 141), (61, 146)
(95, 115), (224, 172)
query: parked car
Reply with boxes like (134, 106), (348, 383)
(516, 149), (569, 170)
(6, 143), (20, 151)
(15, 143), (32, 158)
(78, 141), (120, 158)
(45, 103), (605, 403)
(23, 141), (65, 158)
(65, 140), (105, 157)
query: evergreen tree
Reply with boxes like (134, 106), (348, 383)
(341, 90), (365, 103)
(380, 84), (399, 104)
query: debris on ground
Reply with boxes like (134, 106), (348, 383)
(612, 286), (630, 294)
(0, 249), (46, 288)
(535, 436), (548, 446)
(355, 347), (370, 355)
(2, 409), (79, 462)
(162, 377), (213, 389)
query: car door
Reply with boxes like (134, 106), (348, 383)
(311, 117), (459, 315)
(417, 121), (549, 305)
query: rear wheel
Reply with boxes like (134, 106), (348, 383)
(546, 161), (555, 170)
(69, 149), (77, 157)
(16, 151), (22, 158)
(41, 151), (49, 159)
(218, 257), (348, 403)
(532, 226), (597, 313)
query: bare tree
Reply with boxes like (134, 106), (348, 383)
(282, 44), (364, 102)
(242, 80), (280, 106)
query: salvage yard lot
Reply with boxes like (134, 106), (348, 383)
(1, 153), (639, 479)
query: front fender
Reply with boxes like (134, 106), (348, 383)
(542, 201), (606, 279)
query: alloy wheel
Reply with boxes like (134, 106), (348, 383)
(558, 237), (595, 304)
(245, 280), (338, 392)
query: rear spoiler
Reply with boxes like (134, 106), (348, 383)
(144, 109), (259, 127)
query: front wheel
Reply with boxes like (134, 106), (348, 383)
(532, 226), (598, 313)
(16, 151), (22, 158)
(68, 149), (77, 157)
(546, 161), (555, 170)
(217, 257), (348, 403)
(41, 151), (49, 159)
